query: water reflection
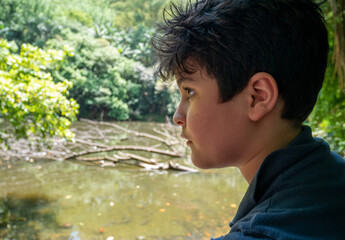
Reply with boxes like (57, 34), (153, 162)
(0, 122), (248, 239)
(68, 231), (81, 240)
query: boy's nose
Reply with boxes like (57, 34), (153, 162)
(173, 106), (186, 126)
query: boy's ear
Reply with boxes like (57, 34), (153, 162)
(247, 72), (279, 122)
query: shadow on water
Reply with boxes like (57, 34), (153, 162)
(0, 194), (86, 240)
(0, 194), (64, 239)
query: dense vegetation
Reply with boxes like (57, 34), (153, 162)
(0, 0), (178, 144)
(308, 2), (345, 154)
(0, 0), (344, 155)
(0, 39), (78, 144)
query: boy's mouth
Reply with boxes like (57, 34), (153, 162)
(180, 134), (192, 145)
(180, 133), (188, 139)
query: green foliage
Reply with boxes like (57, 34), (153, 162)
(104, 26), (156, 67)
(63, 0), (116, 27)
(85, 24), (155, 67)
(111, 0), (169, 28)
(0, 0), (61, 48)
(46, 31), (138, 120)
(46, 29), (177, 121)
(115, 57), (179, 120)
(308, 4), (345, 156)
(309, 64), (345, 154)
(0, 39), (79, 143)
(0, 0), (176, 123)
(66, 9), (93, 28)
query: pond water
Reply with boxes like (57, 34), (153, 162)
(0, 121), (248, 240)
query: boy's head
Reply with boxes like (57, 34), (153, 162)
(153, 0), (329, 126)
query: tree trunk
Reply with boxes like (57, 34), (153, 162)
(329, 0), (345, 89)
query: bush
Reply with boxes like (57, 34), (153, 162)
(46, 31), (140, 120)
(46, 29), (178, 121)
(309, 63), (345, 154)
(0, 39), (78, 144)
(0, 0), (62, 48)
(308, 6), (345, 156)
(0, 0), (183, 123)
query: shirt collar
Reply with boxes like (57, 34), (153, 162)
(231, 126), (322, 226)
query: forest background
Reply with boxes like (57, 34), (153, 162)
(0, 0), (344, 156)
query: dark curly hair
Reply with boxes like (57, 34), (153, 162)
(152, 0), (329, 125)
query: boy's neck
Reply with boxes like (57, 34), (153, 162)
(239, 120), (302, 184)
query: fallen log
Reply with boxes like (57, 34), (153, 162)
(64, 145), (182, 160)
(76, 156), (119, 162)
(80, 118), (179, 146)
(137, 161), (198, 172)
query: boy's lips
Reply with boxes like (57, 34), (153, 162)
(181, 134), (192, 145)
(180, 133), (188, 139)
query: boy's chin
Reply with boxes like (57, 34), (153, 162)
(191, 157), (209, 169)
(191, 156), (227, 169)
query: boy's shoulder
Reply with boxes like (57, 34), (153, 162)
(223, 126), (345, 239)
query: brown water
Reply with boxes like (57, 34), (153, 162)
(0, 122), (248, 240)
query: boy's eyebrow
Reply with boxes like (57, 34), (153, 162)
(176, 76), (195, 86)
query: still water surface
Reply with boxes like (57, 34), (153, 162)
(0, 122), (248, 240)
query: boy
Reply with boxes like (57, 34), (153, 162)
(153, 0), (345, 239)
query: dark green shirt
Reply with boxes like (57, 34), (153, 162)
(214, 126), (345, 240)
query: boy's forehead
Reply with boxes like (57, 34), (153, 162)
(175, 65), (218, 88)
(174, 58), (202, 81)
(174, 61), (204, 86)
(175, 73), (196, 86)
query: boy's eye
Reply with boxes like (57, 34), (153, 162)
(183, 87), (195, 100)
